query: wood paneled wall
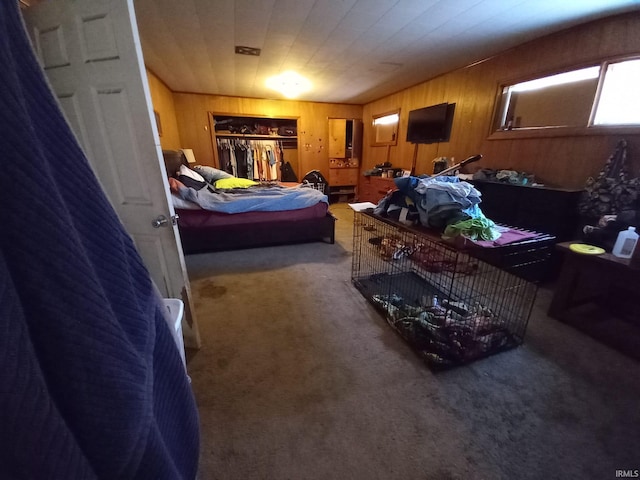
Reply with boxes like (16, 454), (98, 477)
(146, 69), (182, 150)
(362, 12), (640, 189)
(172, 93), (362, 179)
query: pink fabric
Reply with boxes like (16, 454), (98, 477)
(472, 228), (539, 248)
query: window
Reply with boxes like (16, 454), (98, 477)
(593, 59), (640, 125)
(493, 56), (640, 135)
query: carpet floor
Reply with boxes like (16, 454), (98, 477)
(185, 203), (640, 480)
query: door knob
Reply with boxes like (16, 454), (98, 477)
(152, 214), (179, 228)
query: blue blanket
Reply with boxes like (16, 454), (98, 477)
(180, 184), (328, 213)
(0, 3), (199, 479)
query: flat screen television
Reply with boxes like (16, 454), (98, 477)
(406, 102), (456, 144)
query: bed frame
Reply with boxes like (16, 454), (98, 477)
(162, 150), (336, 254)
(176, 209), (336, 254)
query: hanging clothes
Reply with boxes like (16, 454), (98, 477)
(235, 142), (248, 179)
(246, 144), (254, 180)
(217, 138), (283, 181)
(217, 139), (232, 174)
(260, 142), (269, 179)
(228, 141), (237, 176)
(253, 144), (262, 180)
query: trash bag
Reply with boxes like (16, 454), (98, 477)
(280, 161), (298, 182)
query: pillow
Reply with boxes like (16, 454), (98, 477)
(170, 193), (201, 210)
(178, 164), (206, 182)
(177, 175), (206, 190)
(177, 164), (206, 190)
(193, 165), (233, 183)
(214, 177), (259, 189)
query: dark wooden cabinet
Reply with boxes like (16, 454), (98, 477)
(470, 180), (583, 241)
(470, 180), (584, 281)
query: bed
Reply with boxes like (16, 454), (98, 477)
(162, 150), (336, 254)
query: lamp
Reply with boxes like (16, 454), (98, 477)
(181, 149), (196, 164)
(265, 71), (311, 99)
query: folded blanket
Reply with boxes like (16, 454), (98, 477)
(471, 228), (540, 247)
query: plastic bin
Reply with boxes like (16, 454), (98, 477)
(162, 298), (186, 368)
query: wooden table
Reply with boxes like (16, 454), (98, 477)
(548, 241), (640, 359)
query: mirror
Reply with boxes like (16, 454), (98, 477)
(372, 110), (399, 146)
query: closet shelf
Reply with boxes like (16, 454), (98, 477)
(215, 133), (297, 141)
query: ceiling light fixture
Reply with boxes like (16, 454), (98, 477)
(265, 71), (311, 99)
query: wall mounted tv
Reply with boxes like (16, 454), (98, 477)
(406, 102), (456, 144)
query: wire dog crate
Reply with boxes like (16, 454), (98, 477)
(352, 211), (555, 369)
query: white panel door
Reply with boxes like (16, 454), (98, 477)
(22, 0), (200, 348)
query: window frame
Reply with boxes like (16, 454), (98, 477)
(488, 54), (640, 140)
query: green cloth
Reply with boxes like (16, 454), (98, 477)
(214, 177), (259, 189)
(443, 217), (500, 241)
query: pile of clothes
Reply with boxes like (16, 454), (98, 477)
(371, 293), (513, 367)
(472, 168), (536, 185)
(374, 175), (501, 241)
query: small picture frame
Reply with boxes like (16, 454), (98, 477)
(154, 110), (163, 137)
(402, 169), (411, 177)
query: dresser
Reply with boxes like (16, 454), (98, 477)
(358, 175), (396, 204)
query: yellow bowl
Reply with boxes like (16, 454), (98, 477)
(569, 243), (605, 255)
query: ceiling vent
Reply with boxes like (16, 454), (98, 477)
(235, 46), (261, 56)
(373, 62), (403, 73)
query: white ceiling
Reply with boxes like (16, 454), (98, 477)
(134, 0), (640, 105)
